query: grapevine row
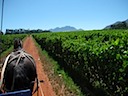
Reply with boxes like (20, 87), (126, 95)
(0, 34), (26, 55)
(33, 30), (128, 95)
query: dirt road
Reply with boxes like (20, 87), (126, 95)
(23, 36), (56, 96)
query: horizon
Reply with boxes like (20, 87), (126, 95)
(0, 0), (128, 33)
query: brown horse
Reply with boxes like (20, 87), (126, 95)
(0, 38), (37, 93)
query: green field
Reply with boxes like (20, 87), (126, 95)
(0, 34), (26, 56)
(1, 29), (128, 95)
(33, 29), (128, 95)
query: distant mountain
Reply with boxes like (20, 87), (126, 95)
(50, 26), (82, 32)
(104, 19), (128, 29)
(125, 19), (128, 24)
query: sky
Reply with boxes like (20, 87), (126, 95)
(0, 0), (128, 32)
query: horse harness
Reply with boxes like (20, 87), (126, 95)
(0, 50), (40, 95)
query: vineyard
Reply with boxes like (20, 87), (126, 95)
(0, 34), (26, 55)
(0, 29), (128, 95)
(33, 29), (128, 95)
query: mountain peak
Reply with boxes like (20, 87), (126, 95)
(50, 26), (79, 32)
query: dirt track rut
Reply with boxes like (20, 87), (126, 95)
(23, 36), (56, 96)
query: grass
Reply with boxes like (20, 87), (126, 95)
(33, 36), (84, 96)
(0, 46), (13, 68)
(0, 46), (13, 58)
(42, 50), (83, 94)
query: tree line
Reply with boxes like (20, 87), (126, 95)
(0, 29), (51, 35)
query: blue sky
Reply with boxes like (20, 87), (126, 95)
(0, 0), (128, 32)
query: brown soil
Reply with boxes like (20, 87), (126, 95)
(23, 36), (56, 96)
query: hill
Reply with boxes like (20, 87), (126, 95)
(50, 26), (82, 32)
(104, 19), (128, 29)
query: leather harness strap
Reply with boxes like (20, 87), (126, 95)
(0, 54), (11, 89)
(0, 50), (37, 92)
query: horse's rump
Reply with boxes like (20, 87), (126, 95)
(4, 50), (37, 92)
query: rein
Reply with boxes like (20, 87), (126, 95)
(0, 54), (11, 90)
